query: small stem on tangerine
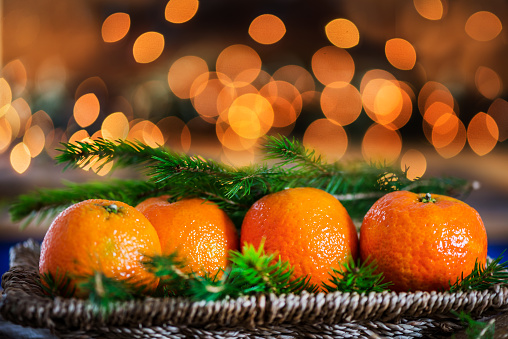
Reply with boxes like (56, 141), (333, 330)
(420, 193), (437, 203)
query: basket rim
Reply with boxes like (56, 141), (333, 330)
(2, 238), (508, 332)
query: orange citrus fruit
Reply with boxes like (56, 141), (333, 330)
(39, 199), (162, 296)
(240, 187), (359, 289)
(141, 198), (239, 276)
(360, 191), (488, 292)
(135, 195), (171, 214)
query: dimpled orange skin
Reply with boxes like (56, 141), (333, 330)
(360, 191), (488, 292)
(240, 187), (359, 290)
(141, 198), (239, 276)
(39, 199), (162, 296)
(135, 195), (171, 214)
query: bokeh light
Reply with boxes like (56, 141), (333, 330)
(487, 99), (508, 142)
(475, 66), (502, 99)
(259, 80), (302, 127)
(216, 44), (262, 87)
(2, 1), (507, 176)
(168, 56), (209, 99)
(362, 124), (402, 164)
(133, 32), (165, 63)
(249, 14), (286, 45)
(10, 142), (31, 174)
(467, 112), (499, 156)
(102, 13), (130, 43)
(312, 46), (355, 86)
(102, 112), (130, 140)
(128, 120), (164, 148)
(272, 65), (315, 104)
(165, 0), (199, 24)
(413, 0), (444, 20)
(2, 59), (28, 96)
(321, 82), (362, 126)
(0, 78), (13, 118)
(325, 19), (360, 49)
(401, 149), (427, 180)
(303, 119), (348, 162)
(23, 125), (45, 158)
(157, 116), (191, 152)
(465, 11), (502, 42)
(385, 38), (417, 70)
(0, 118), (12, 153)
(228, 93), (273, 139)
(434, 119), (466, 159)
(73, 93), (100, 128)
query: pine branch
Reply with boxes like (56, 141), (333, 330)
(263, 135), (334, 174)
(226, 242), (318, 296)
(142, 252), (192, 297)
(452, 311), (496, 339)
(323, 257), (392, 293)
(449, 252), (508, 292)
(12, 135), (472, 227)
(39, 269), (76, 298)
(55, 138), (164, 171)
(9, 180), (162, 227)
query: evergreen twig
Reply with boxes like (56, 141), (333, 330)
(9, 180), (162, 228)
(449, 251), (508, 292)
(39, 269), (75, 298)
(323, 257), (392, 293)
(55, 138), (163, 171)
(452, 311), (496, 339)
(12, 135), (471, 226)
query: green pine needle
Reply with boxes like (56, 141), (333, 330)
(11, 135), (471, 230)
(452, 311), (496, 339)
(55, 138), (163, 171)
(39, 269), (76, 298)
(226, 242), (318, 296)
(449, 251), (508, 292)
(141, 252), (192, 297)
(323, 257), (392, 293)
(9, 179), (163, 227)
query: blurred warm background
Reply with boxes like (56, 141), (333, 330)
(1, 0), (507, 275)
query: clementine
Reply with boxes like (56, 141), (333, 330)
(135, 195), (171, 214)
(39, 199), (162, 296)
(360, 191), (488, 292)
(141, 198), (239, 276)
(240, 187), (359, 289)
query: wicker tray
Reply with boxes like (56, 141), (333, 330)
(2, 239), (508, 339)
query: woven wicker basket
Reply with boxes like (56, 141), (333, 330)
(2, 239), (508, 338)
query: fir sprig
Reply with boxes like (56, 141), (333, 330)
(142, 252), (192, 297)
(323, 257), (392, 293)
(225, 243), (319, 296)
(453, 311), (496, 339)
(78, 272), (139, 309)
(39, 270), (76, 298)
(55, 138), (163, 171)
(12, 135), (470, 226)
(449, 252), (508, 292)
(9, 179), (162, 228)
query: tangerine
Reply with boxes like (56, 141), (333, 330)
(360, 191), (488, 292)
(240, 187), (359, 289)
(39, 199), (162, 296)
(141, 198), (239, 276)
(135, 195), (171, 214)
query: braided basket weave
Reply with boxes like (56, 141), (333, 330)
(2, 239), (508, 338)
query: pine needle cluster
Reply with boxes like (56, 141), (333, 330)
(10, 135), (471, 227)
(449, 251), (508, 292)
(323, 257), (392, 293)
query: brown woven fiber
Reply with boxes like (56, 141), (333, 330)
(2, 239), (508, 338)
